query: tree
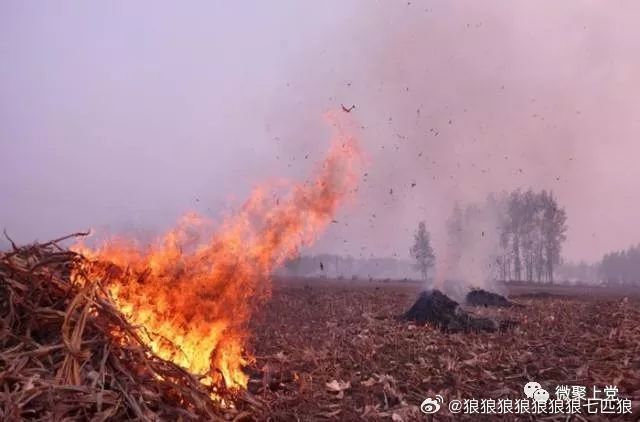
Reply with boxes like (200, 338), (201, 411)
(446, 202), (464, 265)
(539, 191), (568, 282)
(410, 221), (435, 281)
(506, 190), (525, 281)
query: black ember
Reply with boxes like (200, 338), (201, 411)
(404, 290), (500, 333)
(465, 289), (517, 308)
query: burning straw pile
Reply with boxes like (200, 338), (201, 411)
(0, 234), (256, 421)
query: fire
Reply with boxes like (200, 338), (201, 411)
(73, 113), (361, 390)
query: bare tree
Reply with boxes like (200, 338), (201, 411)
(507, 190), (525, 281)
(540, 191), (568, 282)
(410, 221), (435, 281)
(460, 189), (568, 283)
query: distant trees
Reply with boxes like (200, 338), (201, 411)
(556, 261), (600, 284)
(601, 245), (640, 285)
(449, 189), (568, 283)
(410, 221), (436, 281)
(565, 244), (640, 286)
(496, 189), (567, 282)
(445, 203), (465, 271)
(498, 189), (567, 282)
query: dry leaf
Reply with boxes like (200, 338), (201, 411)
(361, 377), (377, 387)
(326, 379), (350, 393)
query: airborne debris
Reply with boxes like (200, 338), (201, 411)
(341, 104), (356, 113)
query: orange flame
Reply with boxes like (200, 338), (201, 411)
(74, 114), (361, 390)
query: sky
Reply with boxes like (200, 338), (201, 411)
(2, 1), (640, 263)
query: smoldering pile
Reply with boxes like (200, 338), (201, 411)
(465, 288), (522, 308)
(403, 289), (514, 332)
(0, 234), (259, 421)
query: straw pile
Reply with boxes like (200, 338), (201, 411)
(0, 233), (256, 421)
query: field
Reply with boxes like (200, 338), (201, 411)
(248, 279), (640, 421)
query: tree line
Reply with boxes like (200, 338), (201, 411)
(600, 245), (640, 285)
(559, 245), (640, 287)
(411, 189), (568, 283)
(494, 190), (568, 282)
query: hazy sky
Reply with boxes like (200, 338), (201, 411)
(2, 1), (640, 263)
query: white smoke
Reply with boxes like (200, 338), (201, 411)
(436, 195), (507, 301)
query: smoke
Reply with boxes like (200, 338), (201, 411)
(3, 2), (640, 265)
(271, 0), (640, 266)
(436, 198), (507, 300)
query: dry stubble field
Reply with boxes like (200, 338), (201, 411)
(248, 279), (640, 421)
